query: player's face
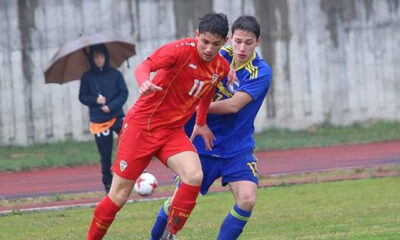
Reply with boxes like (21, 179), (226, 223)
(93, 52), (105, 68)
(196, 31), (227, 62)
(231, 29), (260, 66)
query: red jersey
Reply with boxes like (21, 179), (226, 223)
(129, 38), (229, 135)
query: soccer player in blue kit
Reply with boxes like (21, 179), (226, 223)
(150, 15), (272, 240)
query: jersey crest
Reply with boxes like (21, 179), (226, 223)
(212, 73), (219, 84)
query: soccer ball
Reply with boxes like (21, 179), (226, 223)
(134, 172), (158, 196)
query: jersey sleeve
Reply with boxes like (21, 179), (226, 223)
(238, 65), (272, 101)
(135, 40), (191, 86)
(196, 85), (215, 126)
(134, 59), (153, 87)
(147, 40), (185, 69)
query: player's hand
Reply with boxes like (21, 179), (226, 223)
(101, 105), (110, 113)
(226, 67), (237, 84)
(140, 80), (163, 96)
(97, 94), (106, 105)
(190, 124), (216, 151)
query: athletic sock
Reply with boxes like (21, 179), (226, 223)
(87, 195), (121, 240)
(217, 204), (252, 240)
(149, 198), (171, 240)
(167, 182), (200, 234)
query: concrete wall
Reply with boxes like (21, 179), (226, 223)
(254, 0), (400, 131)
(0, 0), (399, 146)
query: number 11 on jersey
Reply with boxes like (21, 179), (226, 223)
(188, 79), (204, 97)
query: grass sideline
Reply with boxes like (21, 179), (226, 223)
(1, 177), (399, 239)
(2, 120), (400, 172)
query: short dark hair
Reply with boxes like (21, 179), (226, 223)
(198, 13), (229, 39)
(92, 50), (105, 56)
(232, 15), (261, 39)
(90, 44), (109, 57)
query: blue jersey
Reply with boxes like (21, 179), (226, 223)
(185, 46), (272, 158)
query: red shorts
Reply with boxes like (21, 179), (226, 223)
(113, 121), (197, 181)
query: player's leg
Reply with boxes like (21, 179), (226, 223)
(150, 154), (221, 239)
(230, 180), (257, 211)
(87, 121), (154, 240)
(94, 129), (114, 193)
(156, 129), (204, 236)
(165, 151), (203, 235)
(149, 199), (170, 240)
(217, 150), (259, 240)
(149, 175), (180, 240)
(87, 174), (135, 240)
(217, 181), (257, 240)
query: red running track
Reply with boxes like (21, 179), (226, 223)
(1, 141), (399, 200)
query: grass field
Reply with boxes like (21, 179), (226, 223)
(2, 120), (400, 172)
(254, 120), (400, 151)
(1, 177), (399, 239)
(0, 140), (98, 172)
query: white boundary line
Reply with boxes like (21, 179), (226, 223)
(0, 196), (168, 216)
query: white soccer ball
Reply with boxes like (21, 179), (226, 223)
(134, 172), (158, 196)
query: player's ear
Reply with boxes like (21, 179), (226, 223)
(255, 36), (261, 47)
(195, 29), (200, 39)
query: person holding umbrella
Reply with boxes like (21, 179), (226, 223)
(79, 43), (129, 193)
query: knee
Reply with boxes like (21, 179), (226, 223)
(190, 170), (203, 185)
(109, 191), (129, 207)
(181, 169), (203, 186)
(108, 186), (132, 207)
(236, 193), (256, 211)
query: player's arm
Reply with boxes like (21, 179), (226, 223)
(134, 41), (180, 95)
(190, 87), (216, 150)
(226, 66), (237, 84)
(134, 60), (162, 95)
(210, 63), (272, 114)
(208, 91), (253, 114)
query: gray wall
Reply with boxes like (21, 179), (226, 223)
(0, 0), (399, 146)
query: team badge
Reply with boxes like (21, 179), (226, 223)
(212, 74), (219, 83)
(120, 160), (127, 172)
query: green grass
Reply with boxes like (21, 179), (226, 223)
(2, 120), (400, 172)
(1, 177), (399, 239)
(0, 140), (103, 172)
(255, 120), (400, 151)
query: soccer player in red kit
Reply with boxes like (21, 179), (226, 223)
(86, 13), (231, 240)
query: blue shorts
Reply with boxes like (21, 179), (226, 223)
(199, 149), (259, 195)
